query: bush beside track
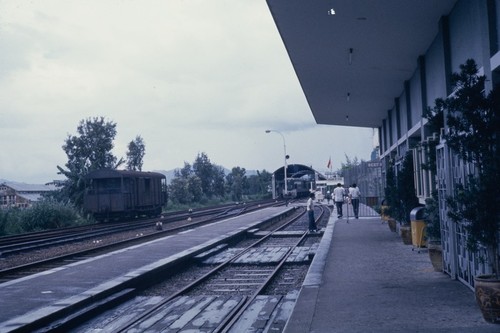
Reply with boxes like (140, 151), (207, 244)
(0, 199), (90, 237)
(0, 195), (274, 237)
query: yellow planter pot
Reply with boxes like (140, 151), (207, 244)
(411, 220), (426, 247)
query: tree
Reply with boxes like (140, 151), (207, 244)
(169, 162), (202, 204)
(444, 60), (498, 168)
(440, 59), (500, 276)
(57, 117), (124, 206)
(247, 170), (272, 198)
(126, 135), (146, 171)
(168, 177), (192, 204)
(193, 153), (213, 196)
(338, 154), (361, 176)
(394, 152), (419, 224)
(187, 175), (203, 202)
(192, 152), (226, 198)
(177, 162), (193, 179)
(383, 162), (398, 218)
(422, 97), (445, 172)
(383, 153), (419, 225)
(423, 98), (445, 135)
(424, 193), (441, 241)
(212, 165), (226, 198)
(226, 167), (247, 201)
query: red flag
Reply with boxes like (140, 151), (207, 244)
(327, 157), (332, 169)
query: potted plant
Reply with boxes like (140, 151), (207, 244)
(436, 59), (500, 323)
(420, 106), (445, 271)
(423, 194), (443, 272)
(383, 163), (397, 232)
(394, 152), (419, 245)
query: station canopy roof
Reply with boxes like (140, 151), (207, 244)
(266, 0), (458, 129)
(273, 164), (326, 181)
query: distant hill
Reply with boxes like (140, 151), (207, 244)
(153, 169), (179, 184)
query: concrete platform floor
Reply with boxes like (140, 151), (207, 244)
(284, 216), (500, 333)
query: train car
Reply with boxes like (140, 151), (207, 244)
(83, 169), (167, 221)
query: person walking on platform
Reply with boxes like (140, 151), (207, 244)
(333, 183), (345, 218)
(325, 191), (331, 205)
(307, 192), (318, 232)
(349, 183), (361, 219)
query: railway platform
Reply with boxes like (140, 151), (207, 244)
(284, 214), (499, 333)
(0, 206), (294, 333)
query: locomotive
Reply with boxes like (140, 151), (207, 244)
(83, 169), (167, 221)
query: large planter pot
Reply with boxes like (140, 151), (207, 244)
(474, 275), (500, 323)
(387, 218), (397, 232)
(381, 205), (390, 221)
(427, 241), (443, 272)
(400, 224), (412, 245)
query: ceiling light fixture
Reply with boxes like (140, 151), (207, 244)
(328, 8), (335, 15)
(349, 48), (353, 65)
(347, 92), (351, 102)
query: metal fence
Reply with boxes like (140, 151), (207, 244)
(342, 160), (383, 199)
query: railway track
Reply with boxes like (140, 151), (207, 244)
(0, 200), (285, 283)
(52, 205), (330, 333)
(0, 200), (272, 253)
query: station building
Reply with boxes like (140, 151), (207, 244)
(266, 0), (499, 289)
(0, 182), (57, 208)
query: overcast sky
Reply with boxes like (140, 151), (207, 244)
(0, 0), (376, 184)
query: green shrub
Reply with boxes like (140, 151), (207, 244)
(0, 208), (23, 236)
(0, 199), (90, 236)
(424, 194), (441, 241)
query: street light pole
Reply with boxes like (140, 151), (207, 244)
(265, 129), (288, 196)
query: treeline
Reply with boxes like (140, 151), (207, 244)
(168, 152), (272, 208)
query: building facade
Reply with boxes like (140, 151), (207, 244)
(267, 0), (500, 289)
(377, 1), (499, 289)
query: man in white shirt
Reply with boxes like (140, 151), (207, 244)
(349, 183), (361, 219)
(307, 192), (317, 232)
(333, 183), (345, 218)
